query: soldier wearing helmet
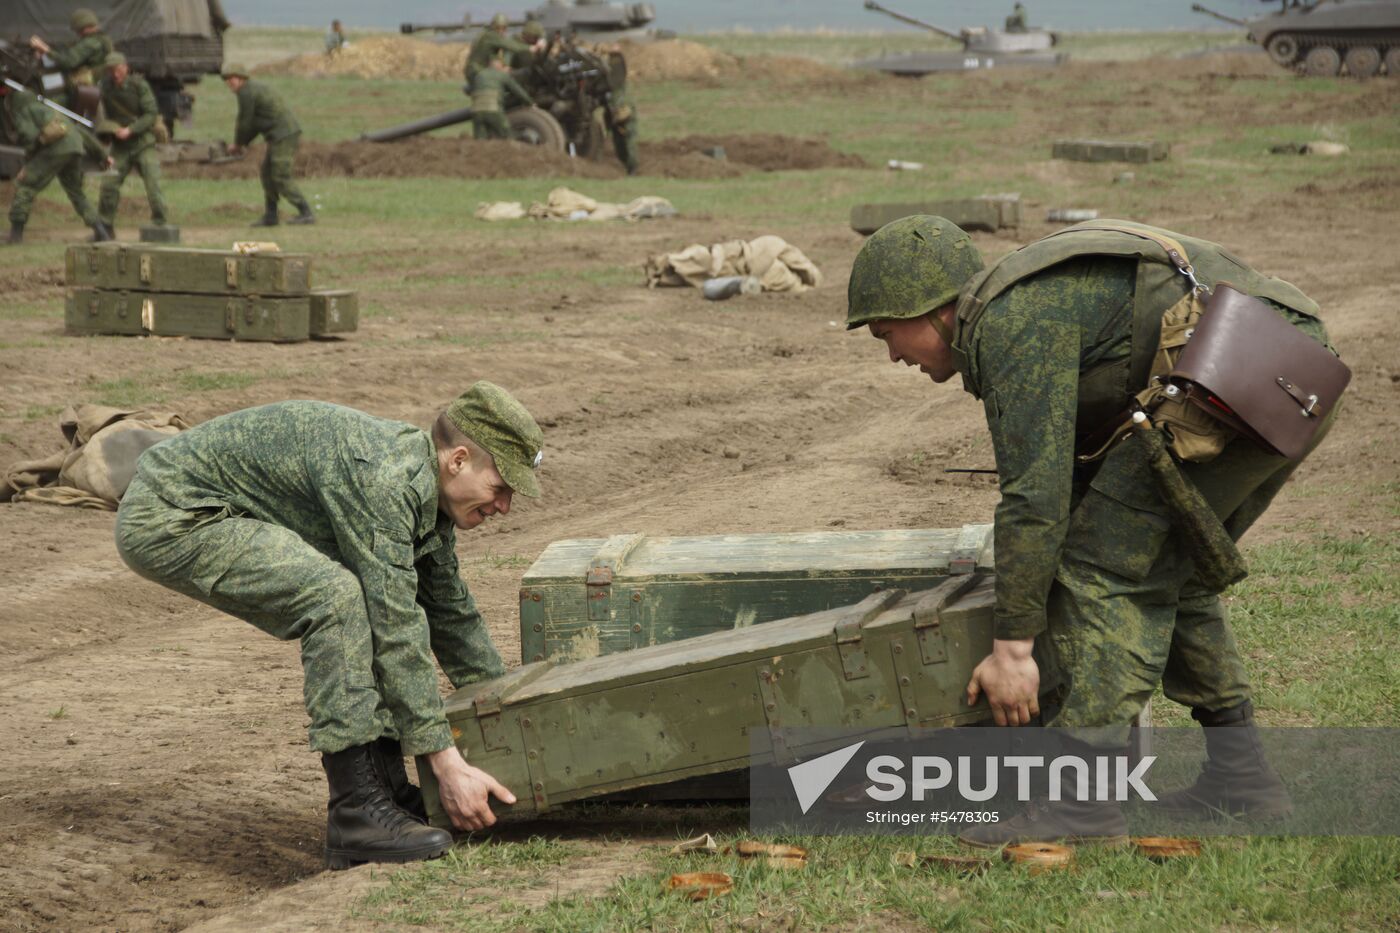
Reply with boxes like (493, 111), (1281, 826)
(29, 8), (115, 111)
(464, 12), (536, 83)
(97, 51), (171, 235)
(847, 215), (1338, 846)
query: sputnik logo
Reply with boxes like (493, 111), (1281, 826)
(787, 742), (865, 814)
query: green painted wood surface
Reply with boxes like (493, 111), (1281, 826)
(421, 577), (999, 823)
(518, 526), (993, 663)
(64, 288), (310, 342)
(309, 289), (358, 336)
(1050, 139), (1169, 163)
(64, 243), (313, 296)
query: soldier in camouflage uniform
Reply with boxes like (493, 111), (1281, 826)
(846, 216), (1339, 845)
(465, 13), (535, 82)
(604, 69), (640, 176)
(471, 57), (533, 140)
(29, 8), (113, 111)
(1, 77), (112, 245)
(97, 53), (169, 234)
(221, 63), (314, 227)
(115, 383), (544, 868)
(1005, 3), (1029, 33)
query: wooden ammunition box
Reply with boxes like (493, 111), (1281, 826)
(64, 243), (312, 296)
(850, 195), (1022, 235)
(309, 289), (359, 336)
(1051, 139), (1170, 164)
(518, 526), (993, 664)
(65, 288), (310, 342)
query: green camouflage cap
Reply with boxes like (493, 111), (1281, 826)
(220, 61), (250, 78)
(71, 9), (100, 30)
(103, 51), (127, 69)
(846, 215), (984, 330)
(446, 381), (543, 498)
(490, 13), (510, 28)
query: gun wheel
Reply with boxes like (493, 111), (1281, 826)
(507, 108), (567, 153)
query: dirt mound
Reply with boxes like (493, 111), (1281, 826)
(645, 134), (867, 172)
(256, 35), (466, 80)
(162, 133), (865, 181)
(616, 39), (739, 81)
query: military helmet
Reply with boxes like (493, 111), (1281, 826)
(845, 215), (984, 330)
(103, 51), (127, 69)
(71, 8), (100, 31)
(490, 13), (510, 28)
(220, 61), (250, 79)
(521, 19), (544, 40)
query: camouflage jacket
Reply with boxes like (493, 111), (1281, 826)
(233, 80), (302, 147)
(50, 32), (114, 82)
(466, 31), (531, 79)
(134, 401), (506, 757)
(99, 73), (159, 152)
(470, 67), (532, 112)
(3, 88), (105, 160)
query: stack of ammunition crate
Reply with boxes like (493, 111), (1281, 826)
(63, 242), (358, 343)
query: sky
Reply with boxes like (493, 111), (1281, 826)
(222, 0), (1270, 32)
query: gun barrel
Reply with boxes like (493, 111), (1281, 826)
(3, 77), (94, 128)
(863, 0), (964, 43)
(360, 106), (476, 143)
(1189, 4), (1248, 27)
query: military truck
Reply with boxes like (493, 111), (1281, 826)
(1191, 0), (1400, 77)
(855, 0), (1066, 75)
(0, 0), (226, 138)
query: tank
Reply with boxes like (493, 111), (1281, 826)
(402, 2), (665, 43)
(855, 0), (1066, 75)
(0, 0), (226, 134)
(1191, 0), (1400, 77)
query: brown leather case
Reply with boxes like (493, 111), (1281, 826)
(1170, 285), (1350, 460)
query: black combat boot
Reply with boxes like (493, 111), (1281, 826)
(288, 203), (316, 225)
(1155, 701), (1292, 820)
(370, 736), (429, 823)
(90, 221), (113, 242)
(5, 222), (21, 245)
(321, 744), (453, 870)
(959, 738), (1130, 849)
(251, 209), (279, 227)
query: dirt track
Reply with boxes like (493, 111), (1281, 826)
(1, 54), (1399, 931)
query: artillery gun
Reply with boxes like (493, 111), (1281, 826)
(362, 39), (629, 162)
(402, 1), (662, 43)
(0, 0), (226, 135)
(854, 0), (1066, 75)
(1191, 0), (1400, 77)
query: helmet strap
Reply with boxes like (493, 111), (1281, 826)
(926, 308), (954, 346)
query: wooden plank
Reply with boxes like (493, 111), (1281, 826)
(850, 195), (1021, 235)
(1051, 139), (1169, 163)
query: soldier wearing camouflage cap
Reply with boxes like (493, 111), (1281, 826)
(29, 8), (114, 111)
(97, 51), (170, 234)
(848, 215), (1338, 846)
(115, 384), (545, 868)
(464, 12), (535, 82)
(221, 63), (315, 226)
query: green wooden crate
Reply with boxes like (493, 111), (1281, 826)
(518, 525), (992, 664)
(309, 288), (359, 336)
(421, 577), (997, 821)
(1050, 139), (1169, 164)
(64, 288), (310, 342)
(64, 243), (312, 296)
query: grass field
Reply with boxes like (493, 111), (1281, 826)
(2, 25), (1397, 933)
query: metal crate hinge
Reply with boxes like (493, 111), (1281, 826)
(756, 665), (794, 766)
(585, 533), (644, 623)
(890, 638), (921, 731)
(518, 713), (551, 813)
(834, 588), (906, 681)
(224, 258), (238, 289)
(138, 253), (152, 285)
(913, 574), (983, 666)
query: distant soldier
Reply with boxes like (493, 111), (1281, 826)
(1004, 2), (1029, 33)
(464, 13), (532, 82)
(28, 8), (113, 111)
(221, 63), (315, 227)
(1, 78), (112, 245)
(97, 53), (169, 235)
(325, 19), (348, 57)
(603, 53), (640, 176)
(471, 57), (533, 140)
(511, 20), (546, 69)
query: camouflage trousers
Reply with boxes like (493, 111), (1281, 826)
(8, 148), (99, 227)
(116, 476), (394, 754)
(609, 115), (639, 175)
(1043, 413), (1334, 747)
(260, 134), (309, 213)
(99, 144), (168, 227)
(472, 111), (510, 140)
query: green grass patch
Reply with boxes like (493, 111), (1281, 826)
(89, 369), (274, 408)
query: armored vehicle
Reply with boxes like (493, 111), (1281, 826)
(0, 0), (225, 136)
(855, 0), (1065, 74)
(1191, 0), (1400, 77)
(402, 1), (661, 42)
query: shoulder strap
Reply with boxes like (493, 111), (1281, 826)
(1044, 220), (1201, 288)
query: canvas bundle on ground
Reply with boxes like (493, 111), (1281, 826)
(518, 525), (993, 663)
(65, 288), (310, 342)
(419, 577), (1003, 823)
(65, 243), (312, 296)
